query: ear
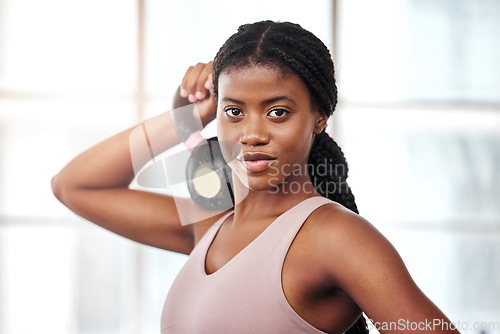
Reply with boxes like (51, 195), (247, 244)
(313, 108), (328, 134)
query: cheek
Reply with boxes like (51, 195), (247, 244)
(279, 129), (313, 163)
(216, 112), (239, 140)
(217, 121), (241, 164)
(216, 118), (230, 142)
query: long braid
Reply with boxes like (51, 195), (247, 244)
(308, 131), (359, 214)
(212, 20), (368, 334)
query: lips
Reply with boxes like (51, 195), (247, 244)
(237, 152), (276, 173)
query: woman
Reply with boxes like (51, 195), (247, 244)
(52, 21), (460, 334)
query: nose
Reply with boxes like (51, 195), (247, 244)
(239, 116), (270, 146)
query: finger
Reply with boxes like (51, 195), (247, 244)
(204, 61), (213, 90)
(180, 66), (195, 98)
(197, 61), (213, 96)
(205, 73), (214, 99)
(193, 63), (212, 100)
(204, 73), (211, 90)
(180, 65), (199, 102)
(184, 63), (208, 102)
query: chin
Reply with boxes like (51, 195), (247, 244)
(241, 175), (287, 195)
(229, 165), (283, 193)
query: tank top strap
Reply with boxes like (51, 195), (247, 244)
(268, 196), (333, 242)
(249, 196), (334, 266)
(190, 210), (234, 256)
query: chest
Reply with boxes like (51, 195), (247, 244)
(201, 219), (358, 333)
(184, 204), (366, 334)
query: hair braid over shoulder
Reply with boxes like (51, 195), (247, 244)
(308, 131), (359, 214)
(212, 20), (367, 334)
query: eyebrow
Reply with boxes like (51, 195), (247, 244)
(221, 97), (245, 104)
(264, 96), (297, 105)
(221, 96), (297, 106)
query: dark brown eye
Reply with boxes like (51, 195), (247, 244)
(268, 109), (289, 117)
(225, 108), (243, 117)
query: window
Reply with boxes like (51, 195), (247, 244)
(335, 0), (500, 329)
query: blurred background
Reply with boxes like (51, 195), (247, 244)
(0, 0), (499, 333)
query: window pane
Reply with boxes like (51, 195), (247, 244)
(335, 106), (500, 324)
(0, 99), (136, 217)
(337, 0), (500, 103)
(336, 107), (500, 223)
(0, 0), (137, 95)
(144, 0), (333, 103)
(0, 225), (77, 334)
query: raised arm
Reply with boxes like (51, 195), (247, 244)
(51, 62), (217, 254)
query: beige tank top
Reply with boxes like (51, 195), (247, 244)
(161, 196), (332, 333)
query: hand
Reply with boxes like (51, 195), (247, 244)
(179, 61), (217, 126)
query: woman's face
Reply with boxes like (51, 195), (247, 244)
(217, 65), (326, 192)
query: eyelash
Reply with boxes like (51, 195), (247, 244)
(268, 109), (289, 117)
(224, 108), (290, 118)
(224, 108), (244, 117)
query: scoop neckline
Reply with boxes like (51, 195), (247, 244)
(201, 196), (324, 277)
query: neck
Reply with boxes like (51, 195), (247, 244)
(230, 172), (320, 225)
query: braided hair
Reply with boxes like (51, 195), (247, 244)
(212, 21), (367, 334)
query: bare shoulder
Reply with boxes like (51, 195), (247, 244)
(305, 201), (388, 250)
(303, 202), (454, 327)
(304, 202), (404, 283)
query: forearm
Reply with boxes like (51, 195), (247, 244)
(52, 110), (181, 196)
(50, 63), (217, 249)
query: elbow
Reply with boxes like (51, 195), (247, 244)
(51, 173), (93, 217)
(51, 174), (64, 202)
(51, 173), (71, 205)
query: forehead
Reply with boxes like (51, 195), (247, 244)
(218, 65), (311, 102)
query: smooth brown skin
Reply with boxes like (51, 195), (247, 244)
(52, 62), (460, 334)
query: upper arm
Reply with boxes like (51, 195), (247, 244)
(53, 177), (230, 254)
(314, 206), (459, 334)
(53, 182), (196, 254)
